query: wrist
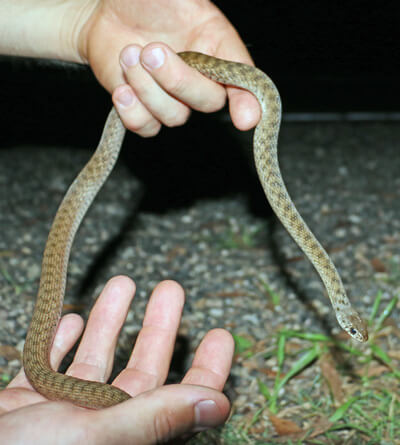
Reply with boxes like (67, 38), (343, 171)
(0, 0), (99, 64)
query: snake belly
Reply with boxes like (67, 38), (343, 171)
(23, 52), (367, 410)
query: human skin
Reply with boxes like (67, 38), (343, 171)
(0, 1), (261, 442)
(0, 277), (235, 444)
(0, 0), (260, 137)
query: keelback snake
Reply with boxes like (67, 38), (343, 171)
(23, 52), (368, 409)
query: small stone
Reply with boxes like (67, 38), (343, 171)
(348, 214), (361, 224)
(242, 314), (259, 325)
(209, 308), (224, 317)
(181, 214), (192, 223)
(27, 263), (40, 280)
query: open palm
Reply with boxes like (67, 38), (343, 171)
(0, 276), (233, 444)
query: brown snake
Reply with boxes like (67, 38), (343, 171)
(23, 52), (368, 410)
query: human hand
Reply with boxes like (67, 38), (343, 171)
(78, 0), (260, 137)
(0, 276), (234, 444)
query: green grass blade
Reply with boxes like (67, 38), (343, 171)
(257, 379), (271, 400)
(329, 396), (359, 422)
(329, 422), (372, 435)
(233, 334), (253, 355)
(260, 279), (280, 306)
(370, 343), (392, 365)
(275, 345), (321, 393)
(334, 341), (364, 356)
(375, 296), (398, 331)
(277, 333), (286, 369)
(369, 290), (382, 325)
(370, 344), (400, 378)
(278, 330), (331, 342)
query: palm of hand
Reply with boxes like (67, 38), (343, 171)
(0, 277), (233, 444)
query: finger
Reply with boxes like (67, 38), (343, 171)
(51, 314), (85, 370)
(66, 275), (135, 383)
(141, 42), (227, 114)
(182, 329), (234, 390)
(118, 44), (193, 130)
(212, 28), (262, 131)
(227, 87), (261, 131)
(112, 280), (184, 396)
(113, 43), (163, 137)
(112, 84), (162, 137)
(7, 313), (84, 391)
(94, 385), (230, 444)
(144, 42), (259, 131)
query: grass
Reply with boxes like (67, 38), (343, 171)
(259, 279), (281, 307)
(0, 266), (32, 296)
(191, 290), (400, 444)
(214, 222), (263, 250)
(0, 373), (12, 385)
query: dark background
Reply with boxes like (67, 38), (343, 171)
(1, 2), (399, 139)
(215, 1), (399, 113)
(0, 2), (398, 208)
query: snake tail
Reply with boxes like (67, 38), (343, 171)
(23, 108), (131, 408)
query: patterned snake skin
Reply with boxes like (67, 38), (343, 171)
(23, 52), (368, 410)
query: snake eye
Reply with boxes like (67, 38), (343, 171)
(350, 328), (357, 336)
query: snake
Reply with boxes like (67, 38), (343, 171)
(23, 52), (368, 410)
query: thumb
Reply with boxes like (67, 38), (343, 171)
(93, 384), (231, 444)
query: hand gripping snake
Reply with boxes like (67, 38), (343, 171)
(23, 52), (368, 410)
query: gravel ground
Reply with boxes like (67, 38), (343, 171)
(0, 118), (399, 443)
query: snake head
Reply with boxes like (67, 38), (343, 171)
(338, 308), (368, 342)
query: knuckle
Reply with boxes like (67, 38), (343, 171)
(122, 113), (160, 137)
(202, 94), (226, 113)
(138, 121), (162, 138)
(165, 72), (189, 98)
(152, 408), (176, 442)
(163, 108), (191, 128)
(124, 119), (145, 133)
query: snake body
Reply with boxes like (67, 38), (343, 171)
(23, 52), (367, 410)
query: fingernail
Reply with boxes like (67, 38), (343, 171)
(121, 45), (140, 68)
(193, 400), (220, 432)
(142, 47), (165, 70)
(116, 88), (135, 107)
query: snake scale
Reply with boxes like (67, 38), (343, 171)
(23, 52), (368, 410)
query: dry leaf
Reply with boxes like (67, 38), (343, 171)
(166, 246), (187, 261)
(319, 353), (344, 403)
(308, 416), (333, 438)
(62, 303), (86, 311)
(242, 358), (260, 372)
(383, 235), (399, 244)
(356, 364), (389, 378)
(269, 415), (303, 435)
(388, 350), (400, 360)
(259, 367), (301, 380)
(370, 257), (387, 272)
(259, 367), (279, 378)
(0, 344), (21, 360)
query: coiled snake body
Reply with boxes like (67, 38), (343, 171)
(23, 52), (368, 409)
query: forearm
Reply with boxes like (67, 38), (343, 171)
(0, 0), (97, 63)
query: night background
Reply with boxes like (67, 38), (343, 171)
(1, 2), (398, 208)
(1, 2), (399, 134)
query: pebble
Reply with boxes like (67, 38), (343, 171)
(1, 122), (399, 442)
(27, 264), (40, 281)
(209, 308), (224, 317)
